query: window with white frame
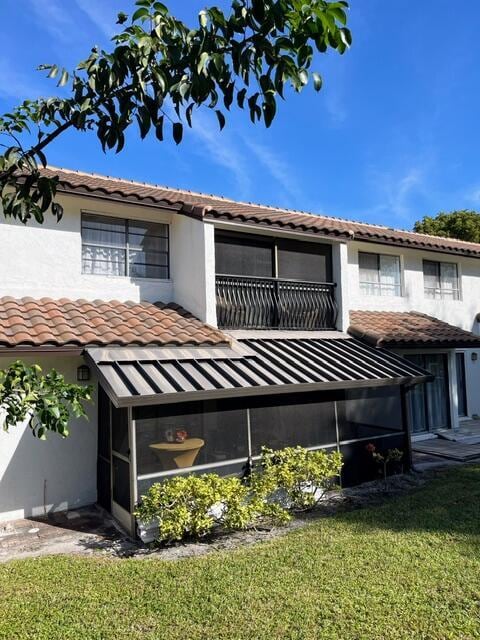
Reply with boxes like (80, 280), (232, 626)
(358, 252), (401, 296)
(81, 213), (169, 279)
(423, 260), (459, 300)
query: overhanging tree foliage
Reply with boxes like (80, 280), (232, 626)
(0, 0), (351, 438)
(413, 210), (480, 243)
(0, 361), (91, 439)
(0, 0), (351, 224)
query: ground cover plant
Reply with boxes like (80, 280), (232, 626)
(0, 464), (479, 639)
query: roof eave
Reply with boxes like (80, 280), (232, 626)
(97, 374), (430, 409)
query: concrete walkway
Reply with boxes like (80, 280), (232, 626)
(0, 506), (132, 563)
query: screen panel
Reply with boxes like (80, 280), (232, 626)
(276, 238), (332, 282)
(215, 232), (274, 277)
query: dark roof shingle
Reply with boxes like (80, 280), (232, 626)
(0, 297), (228, 348)
(349, 310), (480, 348)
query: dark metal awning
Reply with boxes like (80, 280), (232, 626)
(86, 334), (431, 408)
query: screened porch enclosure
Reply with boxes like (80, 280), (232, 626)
(91, 336), (430, 535)
(98, 385), (410, 533)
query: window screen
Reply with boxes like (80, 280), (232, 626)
(359, 252), (401, 296)
(215, 232), (273, 277)
(97, 385), (111, 460)
(336, 386), (403, 441)
(128, 220), (169, 279)
(82, 213), (169, 279)
(112, 456), (131, 511)
(112, 406), (129, 457)
(82, 214), (126, 276)
(249, 397), (337, 454)
(134, 401), (249, 476)
(276, 239), (332, 282)
(423, 260), (459, 300)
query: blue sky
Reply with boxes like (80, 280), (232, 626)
(0, 1), (479, 229)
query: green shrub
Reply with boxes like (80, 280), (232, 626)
(252, 446), (343, 512)
(136, 447), (343, 544)
(135, 473), (264, 543)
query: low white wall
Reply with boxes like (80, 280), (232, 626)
(0, 354), (97, 522)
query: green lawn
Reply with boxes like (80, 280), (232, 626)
(1, 466), (480, 640)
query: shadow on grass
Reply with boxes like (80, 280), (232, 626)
(326, 464), (480, 553)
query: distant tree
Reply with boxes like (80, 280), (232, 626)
(0, 0), (351, 225)
(413, 210), (480, 243)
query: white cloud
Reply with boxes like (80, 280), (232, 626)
(381, 168), (425, 219)
(465, 187), (480, 206)
(352, 165), (428, 226)
(27, 0), (77, 44)
(244, 138), (304, 205)
(189, 111), (252, 198)
(0, 59), (42, 100)
(323, 86), (347, 126)
(74, 0), (118, 40)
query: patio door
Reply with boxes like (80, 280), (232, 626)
(97, 386), (133, 532)
(405, 353), (450, 433)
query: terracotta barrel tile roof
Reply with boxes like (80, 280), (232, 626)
(40, 166), (480, 258)
(0, 297), (228, 349)
(349, 310), (480, 348)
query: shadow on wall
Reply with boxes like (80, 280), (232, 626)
(0, 412), (97, 522)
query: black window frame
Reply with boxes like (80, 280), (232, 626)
(81, 212), (170, 280)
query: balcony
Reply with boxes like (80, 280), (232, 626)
(216, 274), (338, 330)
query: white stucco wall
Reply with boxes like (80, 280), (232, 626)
(347, 240), (480, 332)
(460, 348), (480, 419)
(170, 216), (216, 324)
(0, 355), (97, 522)
(0, 193), (174, 303)
(0, 192), (215, 323)
(347, 240), (480, 424)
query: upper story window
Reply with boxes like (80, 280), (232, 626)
(423, 260), (460, 300)
(81, 213), (169, 279)
(359, 252), (401, 297)
(214, 231), (332, 282)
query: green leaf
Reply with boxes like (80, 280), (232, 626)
(237, 88), (247, 109)
(172, 121), (183, 144)
(199, 10), (208, 28)
(197, 52), (210, 75)
(155, 116), (164, 141)
(132, 7), (150, 21)
(312, 72), (322, 92)
(58, 69), (69, 87)
(215, 110), (225, 130)
(262, 99), (276, 128)
(47, 65), (59, 79)
(298, 69), (309, 86)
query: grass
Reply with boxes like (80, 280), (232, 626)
(1, 465), (480, 640)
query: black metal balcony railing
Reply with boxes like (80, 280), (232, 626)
(216, 274), (338, 330)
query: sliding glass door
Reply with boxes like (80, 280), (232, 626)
(405, 353), (450, 433)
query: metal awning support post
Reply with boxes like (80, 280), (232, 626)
(400, 385), (413, 471)
(246, 407), (253, 475)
